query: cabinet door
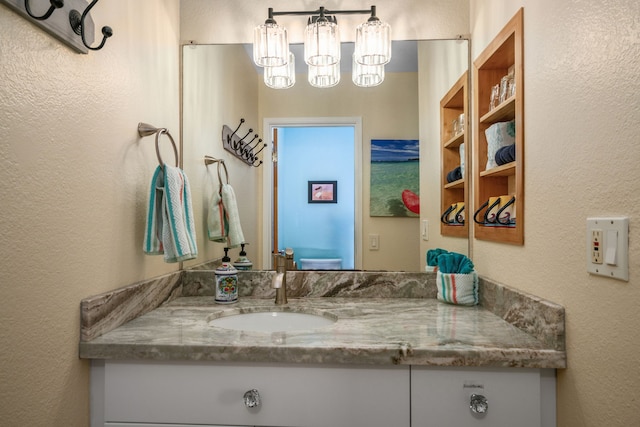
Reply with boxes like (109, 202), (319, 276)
(411, 367), (541, 427)
(102, 361), (410, 427)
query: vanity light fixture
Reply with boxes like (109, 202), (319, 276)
(304, 8), (340, 67)
(308, 61), (341, 88)
(351, 54), (384, 87)
(254, 5), (391, 89)
(354, 6), (391, 66)
(253, 9), (289, 67)
(264, 51), (296, 89)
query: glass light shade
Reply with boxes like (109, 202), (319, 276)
(264, 52), (296, 89)
(352, 55), (385, 87)
(304, 18), (340, 66)
(308, 62), (340, 88)
(253, 21), (289, 67)
(354, 18), (391, 65)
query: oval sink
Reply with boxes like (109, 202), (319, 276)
(209, 311), (336, 332)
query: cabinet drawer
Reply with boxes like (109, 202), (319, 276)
(411, 367), (542, 427)
(102, 360), (410, 427)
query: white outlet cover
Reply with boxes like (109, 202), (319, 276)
(586, 217), (629, 281)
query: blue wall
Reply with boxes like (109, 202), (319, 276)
(277, 126), (355, 269)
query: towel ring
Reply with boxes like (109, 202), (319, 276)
(138, 123), (179, 167)
(155, 129), (178, 167)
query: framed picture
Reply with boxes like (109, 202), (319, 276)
(308, 181), (337, 203)
(370, 139), (420, 217)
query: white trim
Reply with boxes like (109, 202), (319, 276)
(262, 117), (363, 270)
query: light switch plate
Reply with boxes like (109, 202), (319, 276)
(422, 220), (429, 241)
(369, 234), (379, 250)
(586, 217), (629, 281)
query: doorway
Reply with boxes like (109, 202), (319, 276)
(262, 117), (363, 269)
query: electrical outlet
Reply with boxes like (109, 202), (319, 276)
(586, 217), (629, 281)
(591, 229), (602, 264)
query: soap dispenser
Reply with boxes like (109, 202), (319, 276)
(215, 247), (238, 304)
(233, 243), (253, 271)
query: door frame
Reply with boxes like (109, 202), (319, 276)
(261, 117), (363, 270)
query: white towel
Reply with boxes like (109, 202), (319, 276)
(207, 190), (228, 243)
(220, 183), (245, 248)
(436, 271), (478, 306)
(144, 164), (198, 263)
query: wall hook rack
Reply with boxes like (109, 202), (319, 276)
(69, 0), (112, 51)
(0, 0), (111, 53)
(222, 118), (266, 167)
(24, 0), (63, 20)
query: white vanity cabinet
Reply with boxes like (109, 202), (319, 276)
(411, 367), (556, 427)
(91, 360), (411, 427)
(91, 361), (555, 427)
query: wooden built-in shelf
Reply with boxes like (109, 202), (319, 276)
(444, 132), (465, 149)
(472, 8), (524, 245)
(480, 96), (516, 123)
(444, 179), (465, 190)
(440, 71), (469, 239)
(480, 162), (515, 178)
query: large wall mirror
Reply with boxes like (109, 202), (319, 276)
(181, 39), (469, 272)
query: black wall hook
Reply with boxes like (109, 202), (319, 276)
(69, 0), (112, 51)
(24, 0), (63, 20)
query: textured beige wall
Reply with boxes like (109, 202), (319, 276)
(471, 1), (640, 426)
(0, 1), (180, 425)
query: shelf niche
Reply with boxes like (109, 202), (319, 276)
(472, 8), (524, 245)
(440, 70), (469, 238)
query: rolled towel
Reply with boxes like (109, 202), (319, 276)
(485, 120), (516, 170)
(495, 143), (516, 165)
(446, 166), (462, 183)
(437, 252), (474, 274)
(427, 248), (449, 267)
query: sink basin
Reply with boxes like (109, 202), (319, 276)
(209, 311), (336, 332)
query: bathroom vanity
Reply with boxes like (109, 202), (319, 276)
(80, 271), (565, 427)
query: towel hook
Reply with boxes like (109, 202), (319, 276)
(24, 0), (64, 20)
(138, 123), (179, 167)
(69, 0), (113, 51)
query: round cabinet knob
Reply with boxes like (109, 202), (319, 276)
(470, 393), (488, 414)
(243, 389), (261, 408)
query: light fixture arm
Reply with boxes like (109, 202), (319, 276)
(269, 5), (376, 19)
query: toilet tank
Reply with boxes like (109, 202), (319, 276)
(299, 258), (342, 270)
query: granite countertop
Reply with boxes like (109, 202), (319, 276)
(79, 271), (566, 369)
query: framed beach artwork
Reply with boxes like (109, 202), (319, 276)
(370, 139), (420, 217)
(308, 181), (337, 203)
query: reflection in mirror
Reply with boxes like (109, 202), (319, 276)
(181, 40), (469, 273)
